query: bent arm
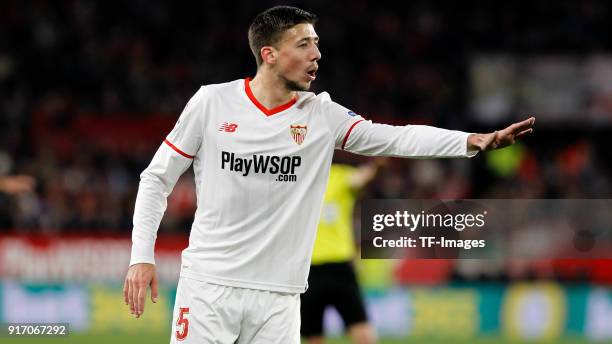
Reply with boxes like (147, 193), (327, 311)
(130, 143), (193, 266)
(348, 158), (387, 190)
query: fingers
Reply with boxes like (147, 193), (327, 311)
(131, 279), (139, 316)
(136, 284), (147, 318)
(124, 264), (156, 318)
(127, 278), (135, 314)
(511, 117), (535, 134)
(123, 278), (129, 305)
(150, 274), (159, 304)
(485, 116), (535, 151)
(515, 128), (533, 140)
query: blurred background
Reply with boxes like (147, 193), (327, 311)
(1, 0), (612, 343)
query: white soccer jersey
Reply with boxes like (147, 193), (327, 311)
(130, 78), (478, 293)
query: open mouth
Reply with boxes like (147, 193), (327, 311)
(306, 67), (317, 80)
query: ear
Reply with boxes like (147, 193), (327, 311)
(260, 46), (277, 65)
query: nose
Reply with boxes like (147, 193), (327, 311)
(312, 44), (321, 61)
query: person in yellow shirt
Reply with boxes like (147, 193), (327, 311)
(301, 160), (384, 344)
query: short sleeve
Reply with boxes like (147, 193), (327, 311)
(316, 92), (366, 150)
(165, 86), (206, 158)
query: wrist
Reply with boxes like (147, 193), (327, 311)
(467, 133), (484, 152)
(467, 132), (497, 152)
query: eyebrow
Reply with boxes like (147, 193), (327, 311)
(297, 36), (319, 44)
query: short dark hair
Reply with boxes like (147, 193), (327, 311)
(248, 6), (318, 67)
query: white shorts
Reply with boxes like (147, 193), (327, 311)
(169, 277), (300, 344)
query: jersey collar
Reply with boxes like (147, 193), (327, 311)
(244, 78), (297, 117)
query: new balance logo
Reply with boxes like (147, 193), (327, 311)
(219, 122), (238, 132)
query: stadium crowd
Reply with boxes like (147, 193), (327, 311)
(1, 1), (611, 282)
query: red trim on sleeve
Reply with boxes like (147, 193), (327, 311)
(341, 120), (365, 150)
(244, 78), (297, 116)
(164, 139), (195, 159)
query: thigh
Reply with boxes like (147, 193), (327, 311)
(169, 277), (241, 344)
(238, 290), (301, 344)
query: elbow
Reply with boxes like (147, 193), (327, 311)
(139, 169), (172, 194)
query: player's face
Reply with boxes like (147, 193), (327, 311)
(275, 23), (321, 91)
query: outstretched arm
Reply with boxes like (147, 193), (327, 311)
(337, 112), (534, 158)
(340, 120), (479, 158)
(0, 175), (35, 194)
(320, 92), (534, 158)
(467, 117), (535, 151)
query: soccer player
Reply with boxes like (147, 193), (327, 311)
(302, 160), (384, 344)
(123, 5), (535, 343)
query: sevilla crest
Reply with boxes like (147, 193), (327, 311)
(290, 125), (307, 145)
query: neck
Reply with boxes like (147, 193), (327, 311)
(249, 69), (296, 109)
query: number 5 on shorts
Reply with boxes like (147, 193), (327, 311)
(175, 307), (189, 341)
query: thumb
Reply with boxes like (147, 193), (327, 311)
(150, 273), (159, 303)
